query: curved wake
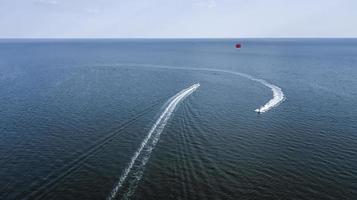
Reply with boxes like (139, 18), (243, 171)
(212, 69), (285, 113)
(114, 64), (285, 113)
(107, 83), (200, 200)
(252, 81), (284, 113)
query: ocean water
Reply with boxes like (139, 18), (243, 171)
(0, 39), (357, 200)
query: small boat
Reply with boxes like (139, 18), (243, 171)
(235, 43), (242, 48)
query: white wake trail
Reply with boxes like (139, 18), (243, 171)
(117, 63), (285, 113)
(252, 80), (284, 113)
(107, 83), (200, 200)
(210, 69), (285, 113)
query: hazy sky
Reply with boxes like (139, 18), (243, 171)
(1, 0), (356, 38)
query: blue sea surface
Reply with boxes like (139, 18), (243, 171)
(0, 39), (357, 199)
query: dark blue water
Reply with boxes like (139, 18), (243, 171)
(0, 39), (357, 199)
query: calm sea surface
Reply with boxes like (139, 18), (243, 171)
(0, 39), (357, 199)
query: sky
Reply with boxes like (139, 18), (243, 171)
(0, 0), (356, 38)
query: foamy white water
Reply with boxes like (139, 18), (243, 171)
(115, 63), (285, 113)
(203, 69), (285, 113)
(107, 83), (200, 200)
(252, 81), (285, 113)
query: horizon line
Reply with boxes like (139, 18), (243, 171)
(1, 37), (357, 40)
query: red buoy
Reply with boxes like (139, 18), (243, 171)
(235, 43), (242, 48)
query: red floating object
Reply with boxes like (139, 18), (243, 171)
(235, 43), (242, 48)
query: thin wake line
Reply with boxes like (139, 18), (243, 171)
(107, 83), (200, 200)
